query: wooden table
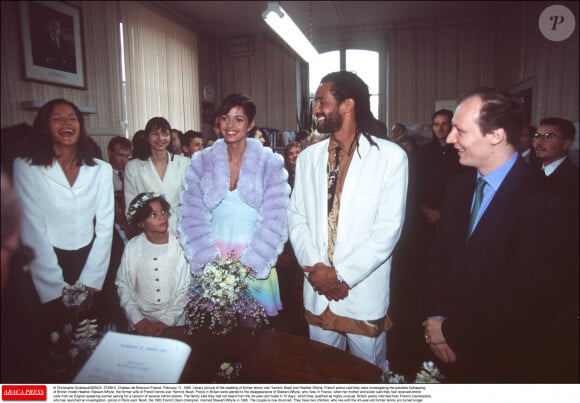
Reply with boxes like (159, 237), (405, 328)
(163, 326), (382, 383)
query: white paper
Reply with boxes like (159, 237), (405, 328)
(73, 331), (191, 383)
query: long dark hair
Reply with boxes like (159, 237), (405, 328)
(320, 71), (379, 150)
(26, 99), (95, 167)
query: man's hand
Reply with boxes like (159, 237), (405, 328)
(422, 317), (457, 363)
(429, 342), (457, 363)
(303, 263), (349, 301)
(324, 281), (349, 301)
(303, 263), (338, 294)
(421, 205), (441, 224)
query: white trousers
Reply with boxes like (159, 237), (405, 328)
(309, 325), (387, 370)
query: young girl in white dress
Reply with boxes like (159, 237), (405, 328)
(116, 192), (191, 336)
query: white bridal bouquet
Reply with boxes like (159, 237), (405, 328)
(185, 255), (268, 336)
(382, 361), (444, 383)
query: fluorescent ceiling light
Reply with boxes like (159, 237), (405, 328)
(262, 2), (319, 64)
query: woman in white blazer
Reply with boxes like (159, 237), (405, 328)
(124, 117), (189, 234)
(12, 99), (114, 337)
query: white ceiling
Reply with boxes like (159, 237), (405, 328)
(153, 1), (516, 38)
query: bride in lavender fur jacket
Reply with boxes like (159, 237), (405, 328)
(177, 94), (290, 316)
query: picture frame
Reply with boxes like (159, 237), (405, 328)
(19, 1), (86, 89)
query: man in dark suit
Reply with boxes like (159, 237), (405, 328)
(418, 109), (464, 229)
(518, 125), (539, 166)
(32, 19), (76, 73)
(532, 117), (578, 203)
(422, 88), (578, 382)
(98, 136), (133, 331)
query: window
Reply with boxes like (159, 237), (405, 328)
(309, 49), (380, 118)
(119, 3), (200, 138)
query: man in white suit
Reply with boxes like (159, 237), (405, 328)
(288, 71), (408, 369)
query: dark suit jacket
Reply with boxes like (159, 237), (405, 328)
(417, 138), (465, 210)
(32, 34), (76, 73)
(537, 156), (579, 203)
(423, 156), (578, 382)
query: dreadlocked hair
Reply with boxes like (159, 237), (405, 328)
(320, 71), (380, 155)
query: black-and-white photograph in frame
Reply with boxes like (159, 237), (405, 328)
(19, 1), (86, 89)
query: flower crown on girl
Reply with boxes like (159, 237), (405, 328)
(126, 192), (167, 224)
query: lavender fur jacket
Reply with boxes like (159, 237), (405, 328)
(177, 138), (290, 279)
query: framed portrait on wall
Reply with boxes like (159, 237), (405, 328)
(19, 1), (86, 89)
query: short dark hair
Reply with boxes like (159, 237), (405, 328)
(247, 126), (271, 147)
(295, 130), (309, 142)
(171, 129), (183, 143)
(217, 94), (256, 123)
(27, 99), (95, 167)
(539, 117), (576, 140)
(182, 130), (204, 147)
(458, 87), (524, 146)
(107, 136), (132, 152)
(432, 109), (453, 123)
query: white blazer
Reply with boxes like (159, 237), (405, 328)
(124, 153), (189, 233)
(13, 157), (114, 303)
(287, 135), (408, 320)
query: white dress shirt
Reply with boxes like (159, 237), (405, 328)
(542, 155), (567, 176)
(13, 157), (114, 303)
(112, 168), (124, 192)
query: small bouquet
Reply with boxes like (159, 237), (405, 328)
(43, 283), (107, 381)
(49, 319), (100, 375)
(185, 255), (268, 336)
(382, 361), (444, 384)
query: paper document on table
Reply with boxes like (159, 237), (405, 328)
(73, 331), (191, 383)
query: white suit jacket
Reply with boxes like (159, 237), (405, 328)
(13, 157), (114, 303)
(124, 153), (189, 233)
(287, 135), (408, 320)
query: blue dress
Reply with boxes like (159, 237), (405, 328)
(211, 189), (282, 316)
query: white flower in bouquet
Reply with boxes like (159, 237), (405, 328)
(47, 319), (103, 381)
(382, 361), (443, 384)
(217, 361), (241, 382)
(62, 282), (89, 308)
(414, 361), (443, 383)
(185, 254), (268, 336)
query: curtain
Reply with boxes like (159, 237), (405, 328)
(120, 2), (199, 137)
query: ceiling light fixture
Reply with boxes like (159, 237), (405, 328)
(262, 2), (319, 64)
